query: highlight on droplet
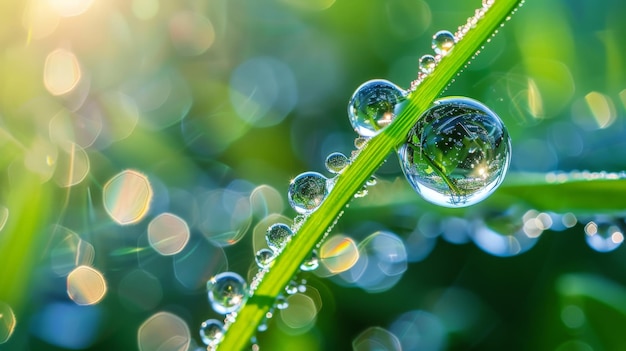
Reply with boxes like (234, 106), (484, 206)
(147, 213), (190, 256)
(319, 234), (359, 273)
(66, 265), (107, 305)
(0, 301), (16, 344)
(44, 49), (82, 96)
(103, 170), (153, 225)
(137, 312), (190, 351)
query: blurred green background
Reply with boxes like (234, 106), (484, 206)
(1, 0), (626, 350)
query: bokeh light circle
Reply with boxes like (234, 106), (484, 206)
(137, 312), (190, 351)
(147, 213), (190, 256)
(0, 301), (16, 344)
(103, 169), (153, 225)
(66, 266), (107, 305)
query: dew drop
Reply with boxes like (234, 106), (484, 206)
(285, 280), (298, 295)
(288, 172), (330, 214)
(325, 152), (350, 174)
(418, 54), (436, 75)
(300, 250), (319, 272)
(255, 248), (275, 269)
(276, 296), (289, 310)
(354, 137), (368, 149)
(199, 319), (224, 347)
(266, 223), (294, 253)
(354, 188), (369, 198)
(398, 97), (511, 208)
(348, 79), (407, 137)
(432, 30), (456, 56)
(366, 177), (377, 187)
(207, 272), (248, 314)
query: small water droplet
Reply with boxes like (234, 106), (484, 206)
(285, 280), (298, 295)
(266, 223), (294, 253)
(207, 272), (248, 314)
(257, 321), (268, 332)
(300, 250), (319, 271)
(276, 296), (289, 310)
(398, 97), (511, 208)
(288, 172), (330, 214)
(354, 137), (368, 149)
(366, 177), (377, 187)
(432, 30), (456, 56)
(348, 79), (407, 137)
(418, 54), (436, 74)
(325, 152), (350, 174)
(199, 319), (224, 347)
(354, 188), (368, 198)
(255, 248), (275, 269)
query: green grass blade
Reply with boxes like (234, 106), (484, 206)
(357, 172), (626, 215)
(218, 0), (524, 349)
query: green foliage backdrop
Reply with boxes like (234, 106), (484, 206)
(0, 0), (625, 350)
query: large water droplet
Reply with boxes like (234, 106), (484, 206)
(207, 272), (248, 314)
(255, 248), (275, 269)
(325, 152), (350, 174)
(418, 54), (436, 74)
(398, 97), (511, 208)
(432, 30), (456, 56)
(199, 319), (224, 347)
(288, 172), (330, 214)
(266, 223), (294, 253)
(348, 79), (407, 137)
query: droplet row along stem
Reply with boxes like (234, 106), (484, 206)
(216, 0), (525, 349)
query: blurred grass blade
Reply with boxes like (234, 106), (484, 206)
(218, 0), (524, 349)
(358, 172), (626, 215)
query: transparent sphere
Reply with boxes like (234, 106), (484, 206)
(199, 319), (224, 346)
(348, 79), (407, 137)
(325, 152), (350, 174)
(255, 248), (275, 268)
(207, 272), (248, 314)
(288, 171), (330, 214)
(398, 97), (511, 208)
(266, 223), (293, 253)
(432, 30), (456, 56)
(418, 54), (436, 74)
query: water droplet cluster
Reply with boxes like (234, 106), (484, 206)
(398, 97), (511, 207)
